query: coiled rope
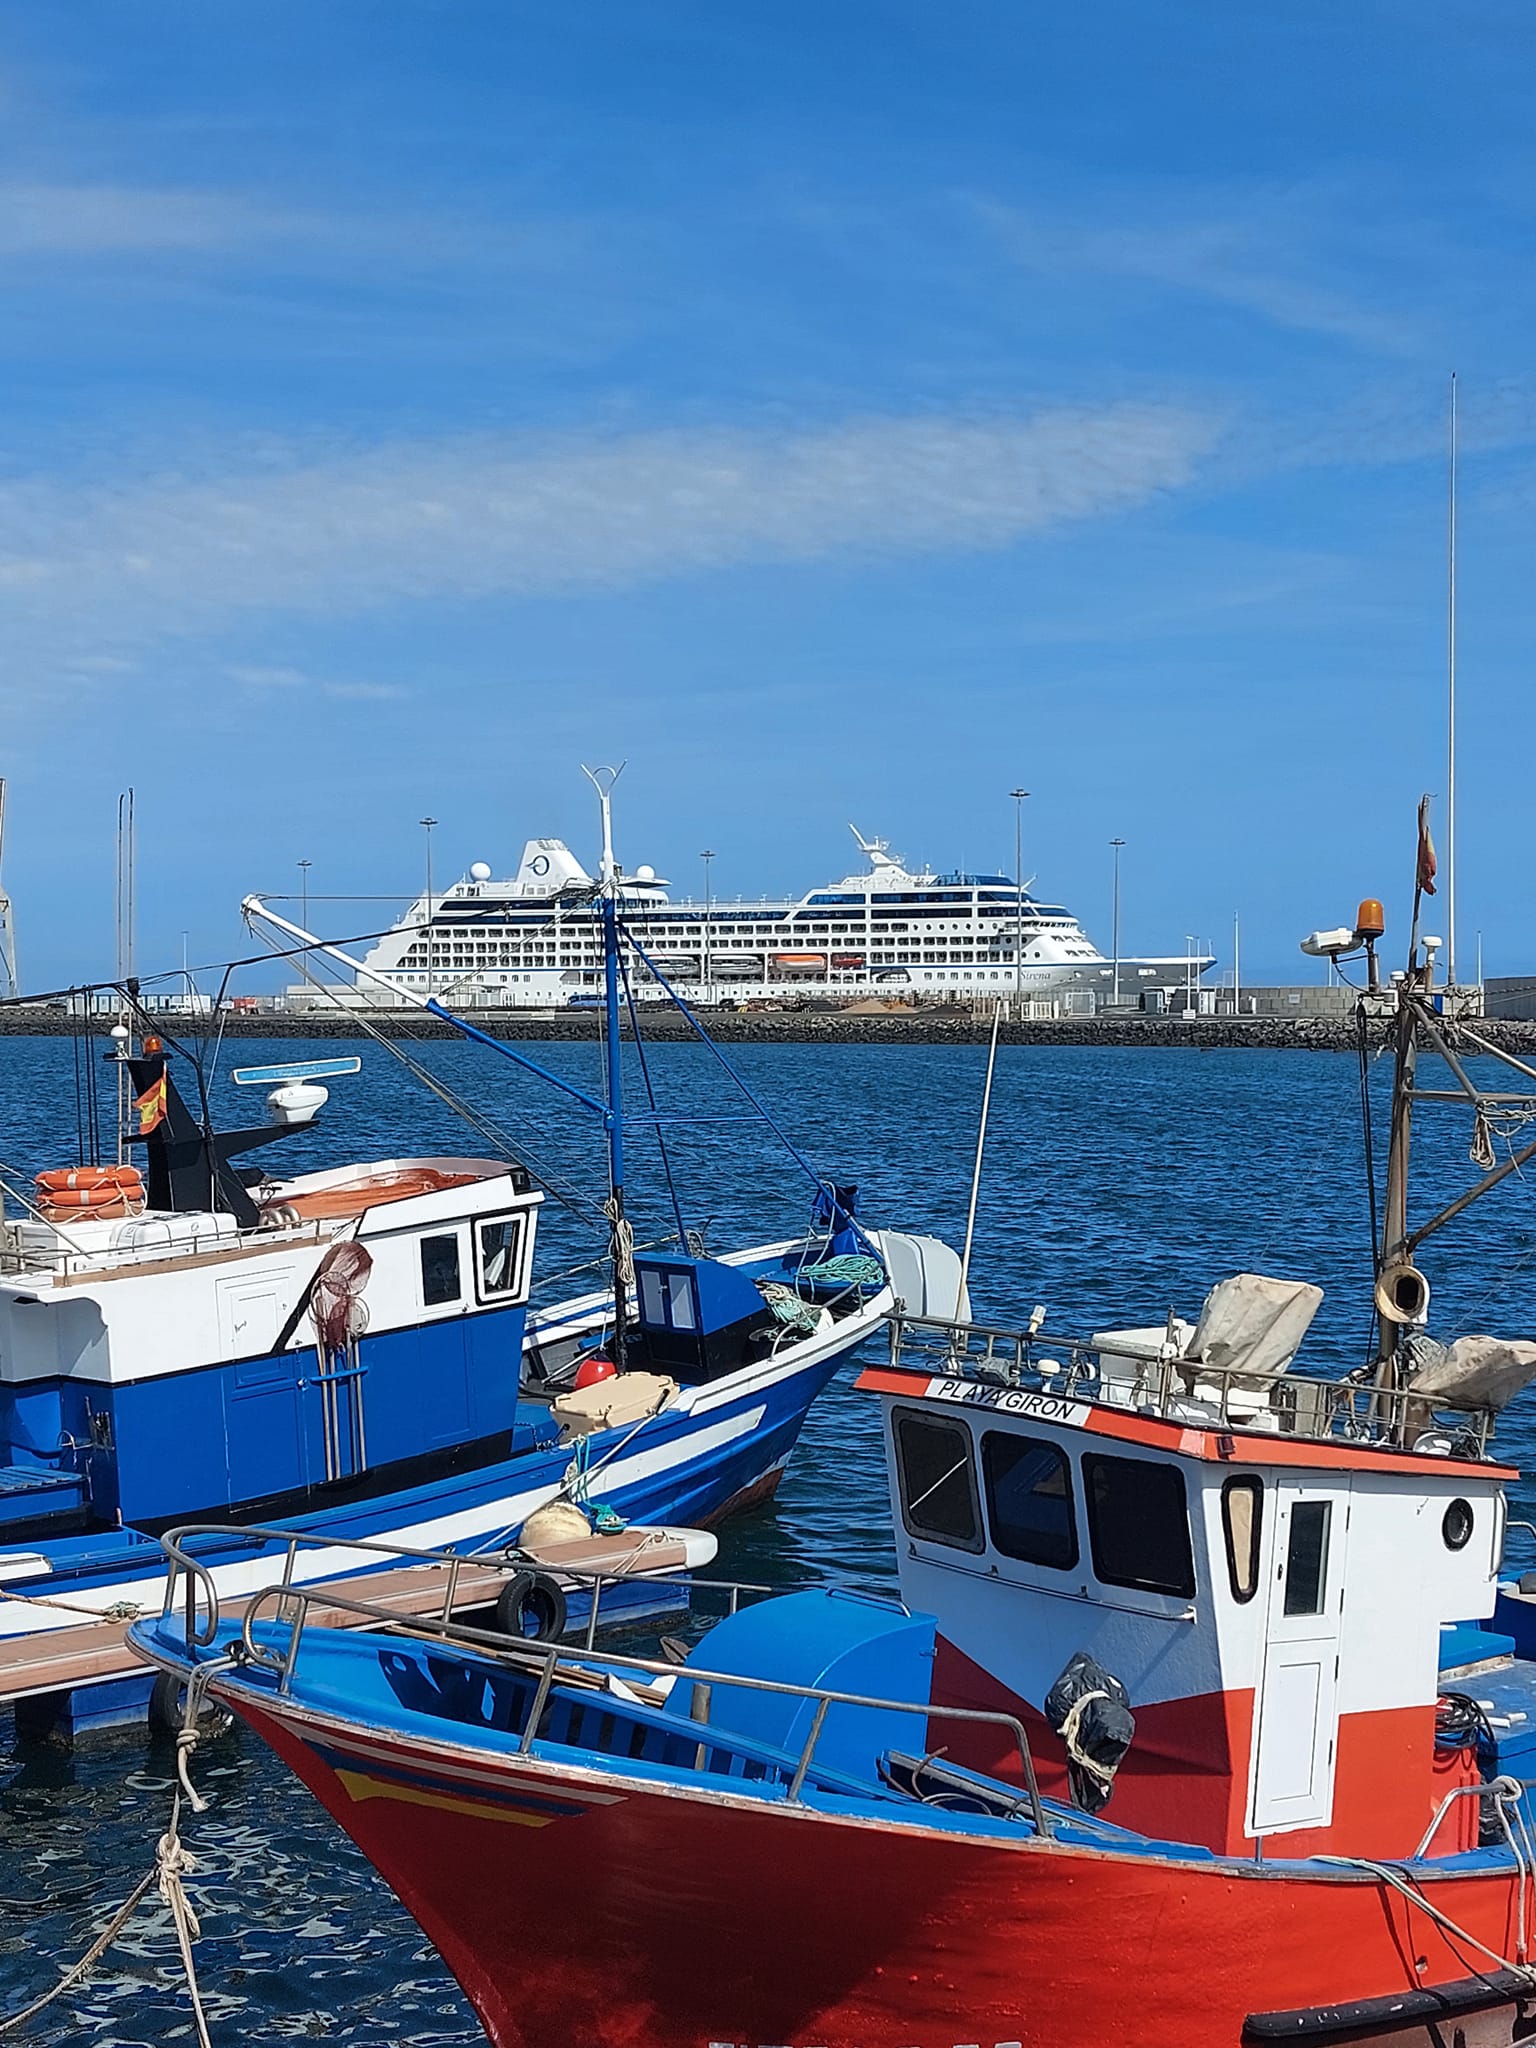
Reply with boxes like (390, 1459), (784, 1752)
(603, 1195), (635, 1295)
(1057, 1688), (1116, 1804)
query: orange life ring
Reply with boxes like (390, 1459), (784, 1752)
(36, 1187), (144, 1211)
(36, 1165), (144, 1193)
(35, 1194), (144, 1221)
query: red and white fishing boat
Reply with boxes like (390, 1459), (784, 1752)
(135, 840), (1536, 2047)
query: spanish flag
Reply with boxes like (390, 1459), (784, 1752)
(1416, 793), (1438, 898)
(134, 1073), (167, 1136)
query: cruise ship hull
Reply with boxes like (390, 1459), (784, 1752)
(306, 827), (1214, 1011)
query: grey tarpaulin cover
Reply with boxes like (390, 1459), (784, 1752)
(1186, 1273), (1324, 1385)
(1409, 1334), (1536, 1413)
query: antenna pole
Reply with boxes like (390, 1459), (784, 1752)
(0, 779), (16, 999)
(583, 763), (630, 1368)
(1010, 787), (1029, 1011)
(1446, 371), (1458, 989)
(114, 790), (136, 1161)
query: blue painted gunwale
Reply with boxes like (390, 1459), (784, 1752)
(130, 1604), (1525, 1884)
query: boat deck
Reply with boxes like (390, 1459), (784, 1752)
(3, 1530), (699, 1708)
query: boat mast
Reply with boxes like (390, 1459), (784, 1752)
(585, 764), (630, 1369)
(1375, 960), (1421, 1371)
(1446, 372), (1459, 990)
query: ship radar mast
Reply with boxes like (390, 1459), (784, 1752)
(1302, 796), (1536, 1434)
(848, 825), (901, 875)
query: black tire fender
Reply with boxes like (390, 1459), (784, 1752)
(147, 1670), (232, 1738)
(494, 1570), (567, 1641)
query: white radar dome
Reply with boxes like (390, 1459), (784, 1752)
(634, 864), (656, 882)
(469, 862), (492, 883)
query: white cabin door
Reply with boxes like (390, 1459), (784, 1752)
(1247, 1477), (1350, 1838)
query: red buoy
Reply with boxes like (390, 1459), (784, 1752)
(573, 1353), (618, 1390)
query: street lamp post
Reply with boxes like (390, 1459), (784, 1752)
(1010, 788), (1030, 1009)
(419, 817), (439, 999)
(1109, 838), (1126, 1007)
(700, 850), (715, 1005)
(297, 858), (313, 990)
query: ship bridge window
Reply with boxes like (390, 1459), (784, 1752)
(476, 1214), (527, 1300)
(420, 1233), (462, 1307)
(1083, 1453), (1195, 1598)
(894, 1408), (983, 1553)
(982, 1431), (1077, 1570)
(1221, 1475), (1264, 1603)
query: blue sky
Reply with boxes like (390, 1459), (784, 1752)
(2, 1), (1534, 990)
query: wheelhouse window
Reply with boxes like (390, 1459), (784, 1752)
(475, 1214), (526, 1300)
(893, 1408), (983, 1553)
(1221, 1475), (1264, 1604)
(982, 1431), (1078, 1570)
(420, 1233), (462, 1307)
(1083, 1453), (1195, 1599)
(1283, 1500), (1331, 1616)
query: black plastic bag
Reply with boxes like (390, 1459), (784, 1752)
(1044, 1651), (1135, 1813)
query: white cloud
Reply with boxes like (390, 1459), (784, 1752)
(227, 664), (407, 702)
(0, 404), (1220, 692)
(0, 182), (310, 257)
(979, 187), (1423, 356)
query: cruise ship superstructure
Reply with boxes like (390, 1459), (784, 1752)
(318, 828), (1211, 1010)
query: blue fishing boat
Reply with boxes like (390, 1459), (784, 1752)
(1, 770), (962, 1733)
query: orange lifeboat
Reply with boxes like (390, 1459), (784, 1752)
(773, 953), (827, 975)
(34, 1163), (146, 1221)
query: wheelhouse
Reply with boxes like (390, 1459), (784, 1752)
(863, 1288), (1511, 1861)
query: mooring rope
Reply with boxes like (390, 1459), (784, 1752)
(0, 1661), (226, 2042)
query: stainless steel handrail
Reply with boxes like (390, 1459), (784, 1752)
(217, 1575), (1052, 1839)
(887, 1312), (1495, 1456)
(157, 1519), (801, 1652)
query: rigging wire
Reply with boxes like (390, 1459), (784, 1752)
(238, 922), (605, 1229)
(616, 940), (688, 1250)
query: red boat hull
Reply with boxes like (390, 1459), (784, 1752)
(237, 1696), (1535, 2048)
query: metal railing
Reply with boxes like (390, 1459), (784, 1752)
(156, 1523), (1051, 1838)
(157, 1520), (778, 1653)
(888, 1313), (1496, 1457)
(0, 1212), (325, 1281)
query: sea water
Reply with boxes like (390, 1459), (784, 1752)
(2, 1034), (1535, 2041)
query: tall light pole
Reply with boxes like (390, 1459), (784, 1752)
(297, 858), (313, 989)
(419, 817), (438, 998)
(1010, 788), (1030, 1007)
(700, 849), (715, 1006)
(1109, 837), (1126, 1006)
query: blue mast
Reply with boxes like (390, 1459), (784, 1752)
(584, 766), (630, 1368)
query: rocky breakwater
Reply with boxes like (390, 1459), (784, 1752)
(6, 1004), (1536, 1053)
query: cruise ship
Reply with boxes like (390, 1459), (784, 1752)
(306, 828), (1212, 1010)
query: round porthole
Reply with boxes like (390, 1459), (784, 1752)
(1442, 1498), (1474, 1552)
